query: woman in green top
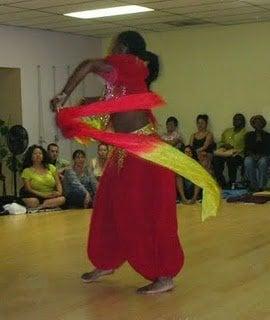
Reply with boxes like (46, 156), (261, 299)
(20, 145), (65, 210)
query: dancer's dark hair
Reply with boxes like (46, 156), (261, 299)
(117, 31), (159, 88)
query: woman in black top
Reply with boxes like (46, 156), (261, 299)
(190, 114), (215, 173)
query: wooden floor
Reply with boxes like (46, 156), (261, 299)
(0, 202), (269, 320)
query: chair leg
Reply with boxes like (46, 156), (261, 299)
(2, 178), (6, 196)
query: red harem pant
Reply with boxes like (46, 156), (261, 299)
(88, 149), (185, 281)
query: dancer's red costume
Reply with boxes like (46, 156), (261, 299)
(91, 55), (184, 280)
(57, 54), (219, 280)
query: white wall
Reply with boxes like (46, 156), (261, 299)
(103, 22), (270, 143)
(0, 68), (22, 126)
(0, 25), (103, 161)
(142, 23), (270, 143)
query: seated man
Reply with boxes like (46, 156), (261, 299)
(161, 116), (184, 150)
(47, 143), (69, 177)
(244, 115), (270, 192)
(213, 113), (246, 189)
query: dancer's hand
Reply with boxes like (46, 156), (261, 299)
(50, 92), (67, 112)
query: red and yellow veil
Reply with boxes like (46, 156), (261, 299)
(56, 54), (220, 221)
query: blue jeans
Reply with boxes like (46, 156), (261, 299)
(244, 156), (270, 190)
(66, 190), (86, 208)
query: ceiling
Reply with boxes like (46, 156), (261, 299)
(0, 0), (270, 38)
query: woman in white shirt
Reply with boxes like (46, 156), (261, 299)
(90, 143), (109, 180)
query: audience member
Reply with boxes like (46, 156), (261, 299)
(20, 145), (65, 209)
(47, 143), (69, 173)
(63, 150), (97, 208)
(161, 116), (184, 150)
(213, 113), (246, 189)
(176, 145), (201, 204)
(90, 143), (109, 181)
(190, 114), (215, 173)
(244, 115), (270, 191)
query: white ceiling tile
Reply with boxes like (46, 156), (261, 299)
(241, 0), (270, 5)
(223, 17), (270, 25)
(141, 0), (237, 10)
(28, 15), (98, 28)
(0, 5), (24, 14)
(1, 17), (61, 27)
(0, 0), (24, 3)
(117, 14), (185, 25)
(1, 0), (270, 35)
(6, 0), (90, 9)
(243, 2), (270, 9)
(209, 10), (270, 22)
(40, 1), (123, 14)
(185, 7), (267, 18)
(53, 22), (116, 32)
(0, 10), (52, 22)
(24, 15), (71, 26)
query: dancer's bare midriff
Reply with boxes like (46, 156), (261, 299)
(111, 110), (149, 133)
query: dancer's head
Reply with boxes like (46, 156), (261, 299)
(111, 31), (159, 88)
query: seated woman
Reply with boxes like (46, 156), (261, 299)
(190, 114), (215, 173)
(20, 145), (65, 210)
(176, 145), (201, 204)
(63, 149), (97, 208)
(90, 143), (109, 181)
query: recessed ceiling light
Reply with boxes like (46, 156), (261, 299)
(64, 5), (154, 19)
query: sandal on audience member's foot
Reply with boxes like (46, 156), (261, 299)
(81, 269), (114, 283)
(27, 207), (42, 214)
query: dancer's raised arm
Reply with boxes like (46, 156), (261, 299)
(50, 59), (111, 110)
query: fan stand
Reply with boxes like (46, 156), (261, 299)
(6, 125), (29, 198)
(11, 155), (18, 197)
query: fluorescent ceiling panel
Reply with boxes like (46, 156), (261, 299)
(64, 5), (154, 19)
